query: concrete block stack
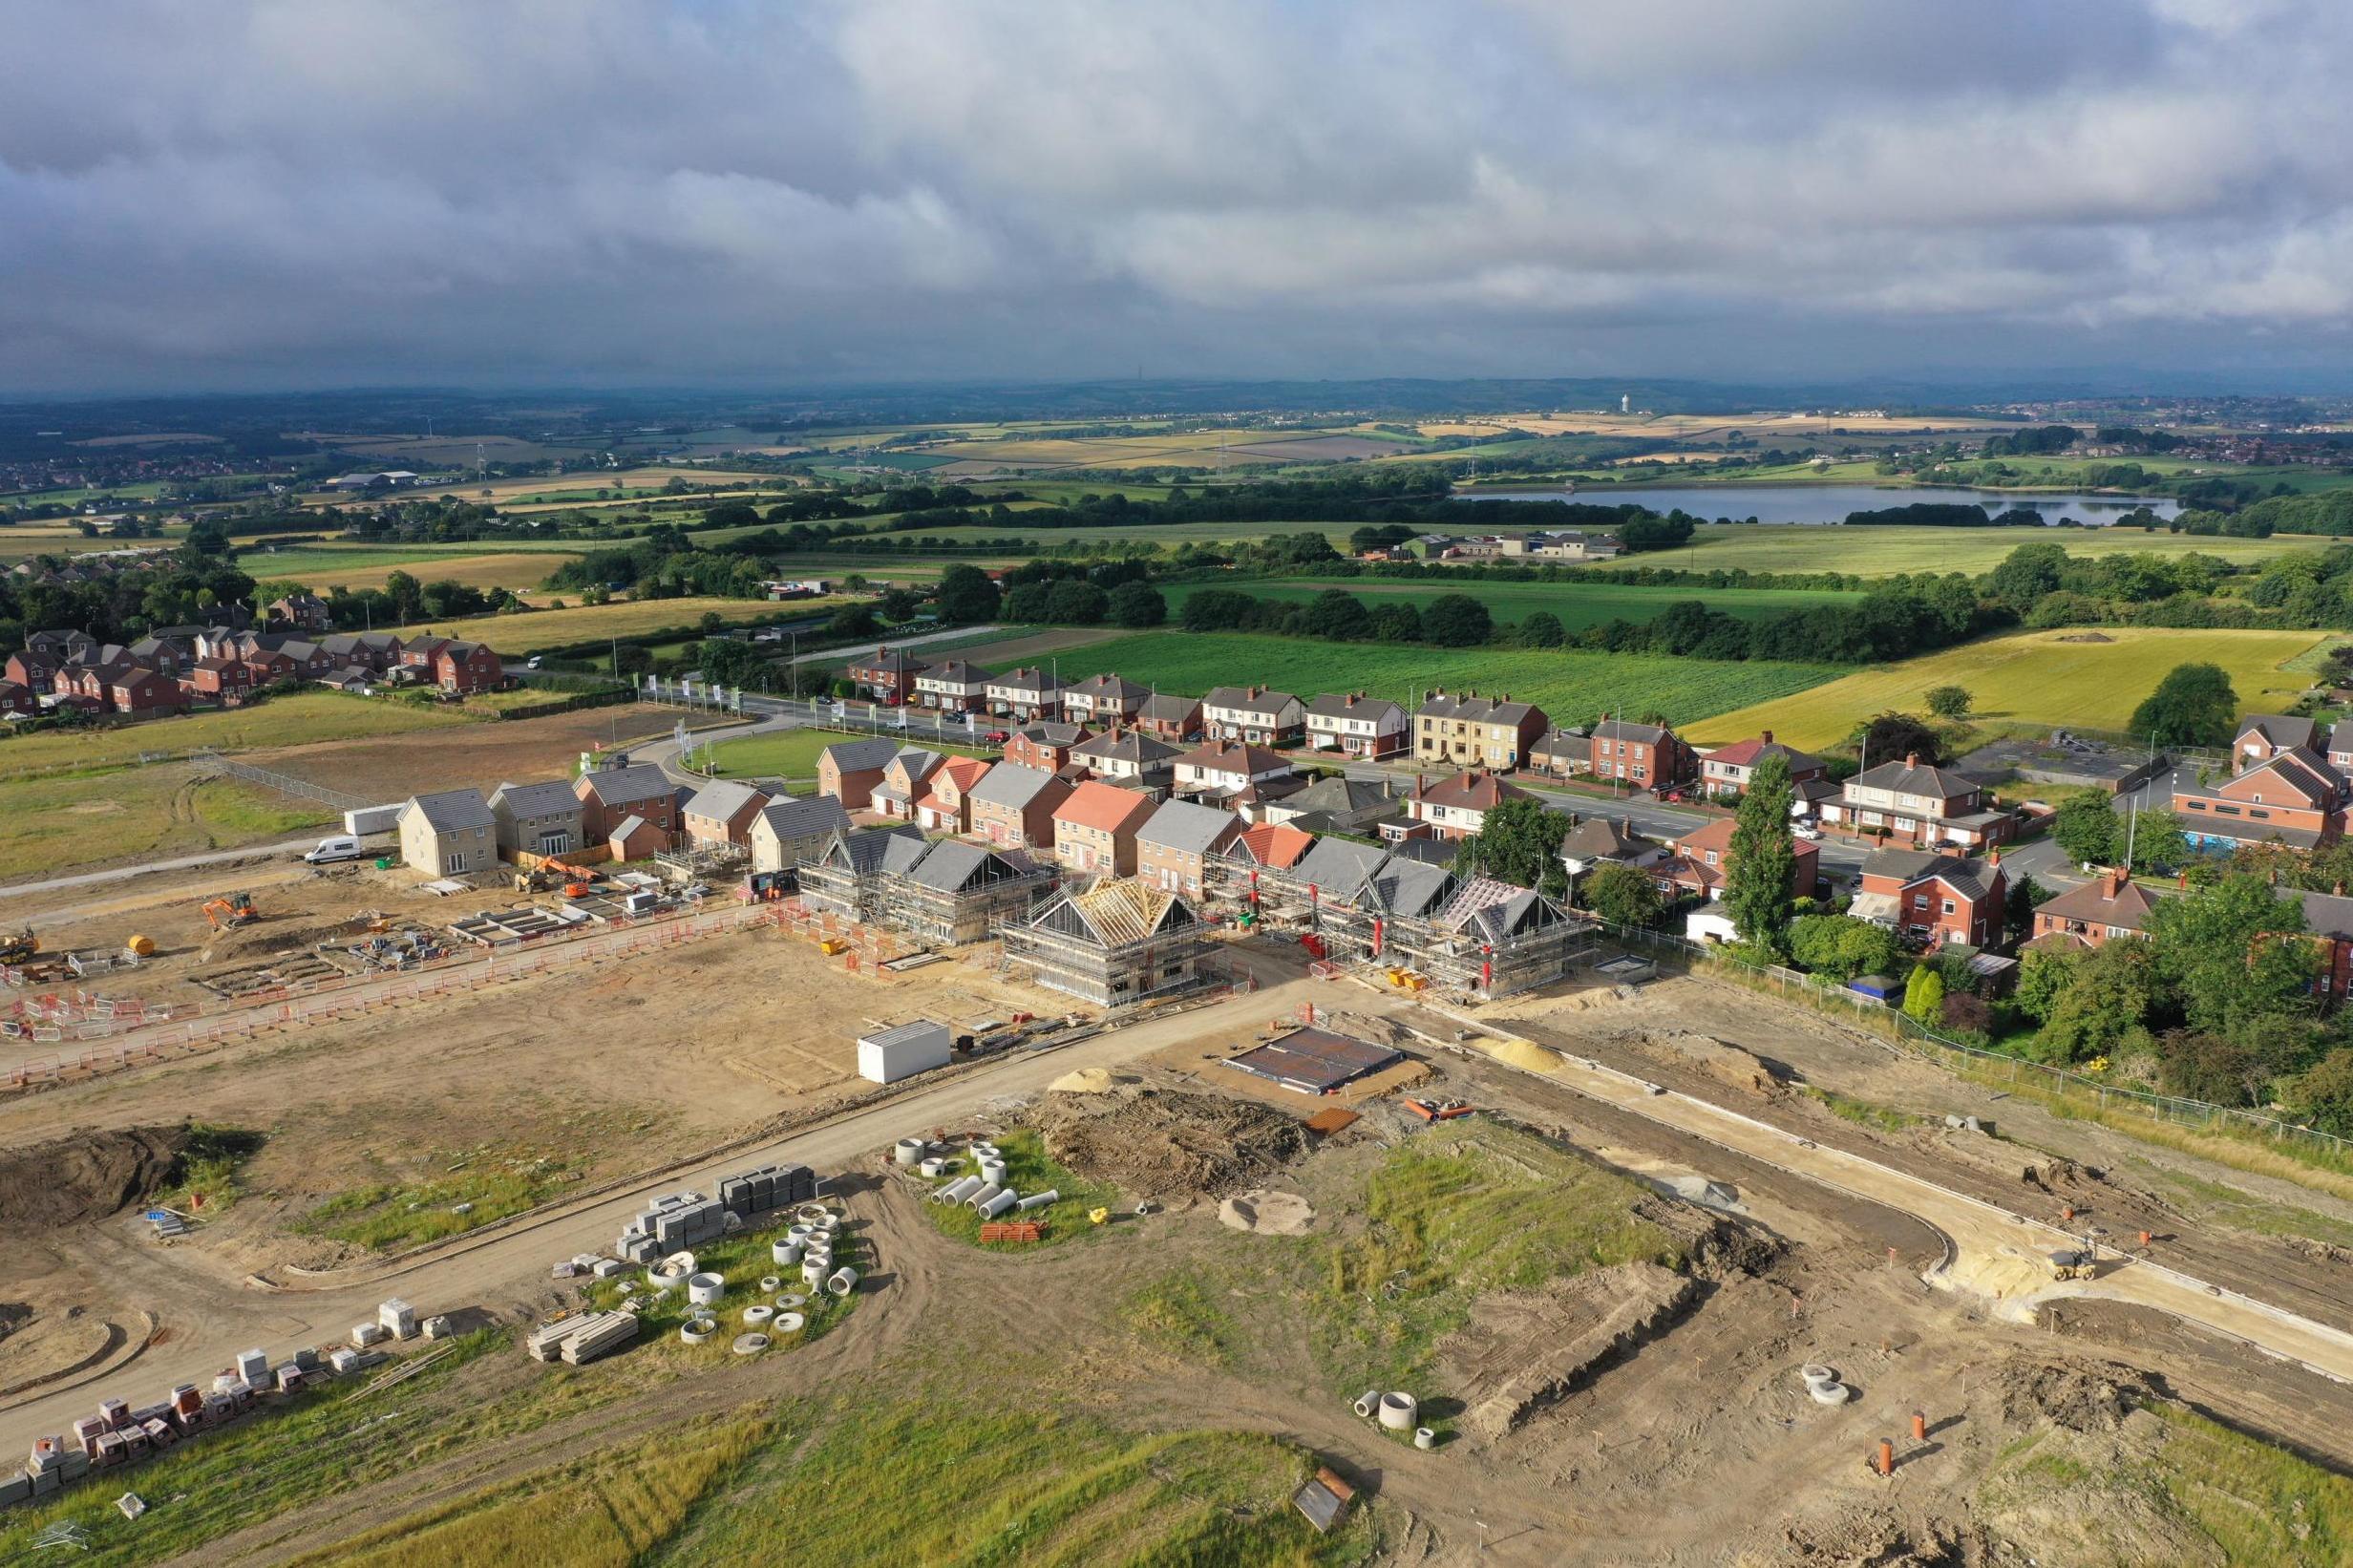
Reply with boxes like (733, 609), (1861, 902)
(723, 1161), (816, 1219)
(524, 1310), (639, 1367)
(378, 1299), (418, 1340)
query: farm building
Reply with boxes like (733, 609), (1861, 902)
(1003, 878), (1212, 1006)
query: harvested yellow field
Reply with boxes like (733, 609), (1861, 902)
(388, 595), (831, 649)
(275, 550), (582, 594)
(1684, 627), (2325, 749)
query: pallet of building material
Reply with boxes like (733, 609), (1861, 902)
(978, 1221), (1043, 1243)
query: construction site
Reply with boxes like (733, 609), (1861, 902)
(2, 799), (2353, 1560)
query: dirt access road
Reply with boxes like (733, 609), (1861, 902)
(0, 965), (1318, 1459)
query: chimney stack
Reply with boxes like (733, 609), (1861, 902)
(1904, 752), (1919, 768)
(1761, 730), (1773, 744)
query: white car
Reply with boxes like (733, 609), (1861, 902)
(1792, 823), (1823, 841)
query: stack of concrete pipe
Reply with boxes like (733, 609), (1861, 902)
(1800, 1364), (1850, 1405)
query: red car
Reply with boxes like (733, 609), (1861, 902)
(982, 729), (1010, 744)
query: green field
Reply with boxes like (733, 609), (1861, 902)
(1170, 577), (1858, 627)
(1685, 626), (2324, 748)
(1051, 631), (1843, 729)
(1644, 523), (2321, 577)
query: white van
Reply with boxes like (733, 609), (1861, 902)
(303, 835), (365, 864)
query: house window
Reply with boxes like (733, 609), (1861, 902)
(1941, 900), (1956, 915)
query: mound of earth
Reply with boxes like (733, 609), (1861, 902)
(2056, 631), (2116, 644)
(0, 1126), (189, 1229)
(1640, 1030), (1787, 1098)
(1999, 1357), (2147, 1433)
(1976, 1414), (2222, 1567)
(199, 918), (344, 966)
(1031, 1089), (1308, 1200)
(1218, 1189), (1314, 1236)
(1748, 1506), (1967, 1568)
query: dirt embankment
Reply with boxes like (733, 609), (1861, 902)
(0, 1125), (188, 1229)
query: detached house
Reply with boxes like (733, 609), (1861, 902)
(1587, 718), (1697, 791)
(1202, 686), (1305, 748)
(397, 789), (497, 877)
(267, 592), (331, 632)
(1854, 849), (2006, 949)
(489, 779), (588, 860)
(2175, 750), (2345, 850)
(749, 795), (853, 874)
(1052, 780), (1157, 878)
(913, 659), (991, 713)
(1402, 769), (1531, 841)
(967, 762), (1073, 851)
(435, 640), (503, 694)
(1062, 673), (1149, 726)
(575, 762), (683, 843)
(1558, 816), (1664, 890)
(109, 667), (184, 718)
(182, 656), (256, 705)
(683, 779), (774, 851)
(1135, 799), (1243, 898)
(1305, 692), (1407, 758)
(1822, 753), (2016, 849)
(816, 738), (903, 810)
(1654, 816), (1819, 902)
(1413, 690), (1549, 771)
(2233, 714), (2324, 774)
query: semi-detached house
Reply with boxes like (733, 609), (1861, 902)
(1822, 754), (2016, 849)
(1305, 692), (1407, 758)
(1587, 718), (1696, 789)
(1202, 686), (1305, 748)
(1134, 798), (1243, 898)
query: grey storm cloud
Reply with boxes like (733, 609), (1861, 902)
(3, 0), (2351, 392)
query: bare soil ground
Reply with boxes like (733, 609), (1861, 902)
(263, 705), (679, 802)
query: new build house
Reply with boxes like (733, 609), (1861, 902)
(749, 795), (853, 874)
(682, 779), (773, 851)
(1135, 798), (1244, 898)
(1053, 780), (1157, 878)
(1305, 692), (1407, 758)
(816, 738), (903, 810)
(1202, 686), (1305, 748)
(967, 762), (1072, 851)
(1821, 754), (2016, 849)
(398, 788), (497, 877)
(575, 762), (682, 844)
(869, 749), (943, 822)
(489, 778), (588, 859)
(1413, 690), (1548, 771)
(913, 756), (993, 833)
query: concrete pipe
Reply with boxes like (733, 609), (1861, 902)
(894, 1138), (925, 1166)
(977, 1189), (1019, 1220)
(818, 1213), (841, 1234)
(796, 1203), (829, 1222)
(972, 1142), (1000, 1159)
(827, 1266), (859, 1297)
(966, 1182), (1006, 1213)
(1413, 1428), (1436, 1451)
(802, 1260), (829, 1285)
(936, 1177), (983, 1206)
(731, 1334), (770, 1356)
(742, 1304), (774, 1326)
(1015, 1189), (1059, 1212)
(1810, 1381), (1851, 1406)
(1378, 1392), (1418, 1431)
(980, 1161), (1007, 1187)
(1799, 1364), (1837, 1388)
(774, 1311), (806, 1334)
(686, 1272), (725, 1306)
(773, 1241), (804, 1267)
(918, 1158), (946, 1178)
(758, 1275), (781, 1294)
(680, 1318), (716, 1345)
(1352, 1390), (1380, 1419)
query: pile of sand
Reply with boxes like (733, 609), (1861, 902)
(1218, 1189), (1315, 1236)
(1477, 1037), (1562, 1075)
(1049, 1067), (1113, 1094)
(0, 1127), (188, 1230)
(1032, 1089), (1308, 1199)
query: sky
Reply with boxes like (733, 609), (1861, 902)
(4, 0), (2352, 394)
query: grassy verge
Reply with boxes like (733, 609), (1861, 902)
(1797, 1085), (1926, 1134)
(656, 1392), (1379, 1566)
(0, 769), (332, 883)
(0, 1331), (504, 1565)
(914, 1131), (1120, 1250)
(0, 691), (472, 780)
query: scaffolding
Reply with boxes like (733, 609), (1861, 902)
(799, 834), (1054, 945)
(1002, 879), (1211, 1007)
(1315, 864), (1591, 999)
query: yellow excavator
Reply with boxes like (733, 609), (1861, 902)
(0, 928), (36, 964)
(201, 892), (258, 931)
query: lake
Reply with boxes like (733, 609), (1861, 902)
(1460, 483), (2182, 527)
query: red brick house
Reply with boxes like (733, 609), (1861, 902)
(109, 667), (185, 717)
(2175, 751), (2346, 850)
(914, 756), (993, 832)
(1654, 816), (1819, 901)
(3, 652), (53, 691)
(0, 680), (35, 718)
(1052, 781), (1157, 877)
(181, 656), (256, 705)
(2027, 868), (2157, 952)
(2231, 714), (2324, 774)
(1822, 754), (2017, 849)
(1855, 849), (2006, 949)
(435, 640), (503, 694)
(682, 779), (773, 851)
(967, 762), (1073, 851)
(1402, 768), (1530, 841)
(816, 738), (902, 810)
(847, 645), (926, 704)
(1699, 731), (1825, 800)
(1136, 693), (1203, 744)
(398, 636), (453, 679)
(575, 762), (683, 842)
(1004, 721), (1093, 773)
(1588, 718), (1697, 790)
(267, 592), (332, 632)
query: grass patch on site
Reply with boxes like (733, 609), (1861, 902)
(0, 691), (471, 780)
(1054, 631), (1841, 730)
(0, 1330), (505, 1566)
(1169, 577), (1859, 629)
(656, 1393), (1378, 1566)
(915, 1130), (1120, 1250)
(574, 1209), (860, 1363)
(1797, 1085), (1926, 1134)
(1683, 627), (2323, 749)
(2134, 1164), (2353, 1252)
(2147, 1402), (2353, 1564)
(296, 1410), (774, 1568)
(0, 768), (332, 883)
(705, 726), (990, 785)
(152, 1124), (267, 1216)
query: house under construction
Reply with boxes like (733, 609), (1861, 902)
(1229, 837), (1587, 998)
(1003, 878), (1212, 1006)
(798, 828), (1054, 944)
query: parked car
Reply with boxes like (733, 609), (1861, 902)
(1792, 823), (1823, 841)
(524, 655), (542, 669)
(303, 835), (365, 864)
(982, 730), (1009, 744)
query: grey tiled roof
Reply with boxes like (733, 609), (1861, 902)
(491, 779), (583, 818)
(756, 795), (849, 841)
(1136, 799), (1240, 856)
(405, 788), (495, 832)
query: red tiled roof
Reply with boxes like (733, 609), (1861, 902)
(1238, 822), (1315, 869)
(1053, 780), (1155, 834)
(1416, 770), (1527, 812)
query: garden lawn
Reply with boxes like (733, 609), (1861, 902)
(1684, 627), (2325, 749)
(1053, 632), (1843, 730)
(1168, 577), (1858, 629)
